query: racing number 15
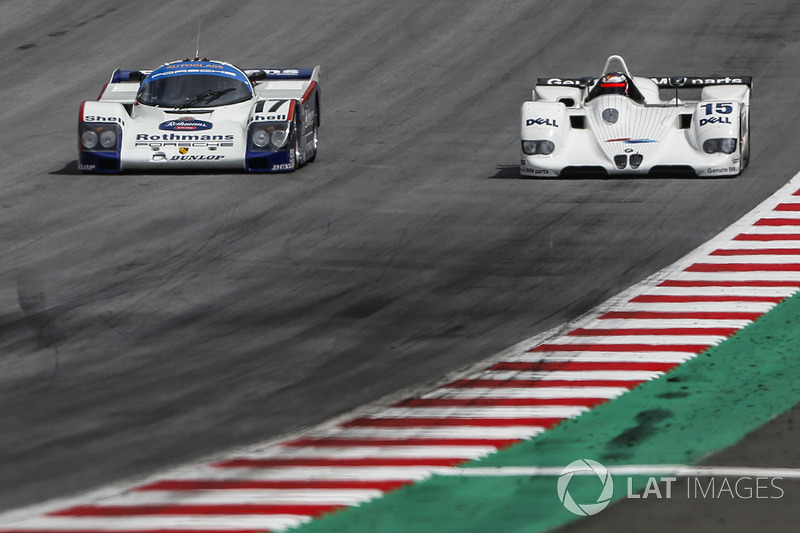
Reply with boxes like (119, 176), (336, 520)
(702, 103), (733, 115)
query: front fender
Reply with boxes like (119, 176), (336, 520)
(78, 101), (129, 173)
(691, 100), (741, 151)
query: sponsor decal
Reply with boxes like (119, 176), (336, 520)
(605, 138), (658, 144)
(652, 76), (747, 86)
(179, 147), (189, 155)
(166, 62), (224, 71)
(159, 117), (213, 131)
(136, 133), (234, 141)
(699, 102), (734, 126)
(545, 77), (584, 86)
(135, 141), (233, 149)
(522, 166), (551, 175)
(272, 163), (294, 170)
(78, 163), (96, 171)
(262, 69), (300, 76)
(250, 114), (288, 123)
(699, 116), (732, 126)
(145, 61), (250, 85)
(84, 115), (125, 125)
(526, 118), (559, 127)
(170, 155), (225, 161)
(706, 166), (738, 174)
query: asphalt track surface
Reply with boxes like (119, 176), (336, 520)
(1, 0), (799, 530)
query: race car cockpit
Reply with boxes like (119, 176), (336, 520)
(136, 61), (253, 109)
(587, 72), (646, 104)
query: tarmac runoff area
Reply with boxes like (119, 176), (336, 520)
(3, 172), (800, 531)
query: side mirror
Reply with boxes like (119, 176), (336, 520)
(247, 70), (267, 82)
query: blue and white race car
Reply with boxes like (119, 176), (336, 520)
(521, 55), (751, 177)
(79, 59), (320, 173)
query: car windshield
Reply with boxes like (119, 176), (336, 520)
(137, 74), (252, 108)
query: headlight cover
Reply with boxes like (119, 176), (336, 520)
(703, 138), (737, 155)
(249, 122), (292, 152)
(80, 123), (120, 151)
(522, 140), (555, 155)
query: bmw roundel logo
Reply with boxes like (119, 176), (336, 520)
(602, 108), (619, 124)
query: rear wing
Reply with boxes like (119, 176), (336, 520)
(244, 67), (318, 82)
(96, 69), (151, 104)
(648, 76), (752, 89)
(536, 77), (593, 88)
(537, 76), (752, 89)
(247, 65), (320, 102)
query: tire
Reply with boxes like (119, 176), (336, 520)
(289, 116), (301, 170)
(306, 97), (319, 163)
(741, 113), (750, 170)
(306, 115), (318, 163)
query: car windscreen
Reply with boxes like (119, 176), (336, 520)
(137, 74), (252, 108)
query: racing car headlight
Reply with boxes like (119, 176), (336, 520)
(80, 123), (121, 151)
(522, 140), (555, 156)
(81, 130), (99, 150)
(703, 138), (737, 155)
(539, 140), (555, 155)
(251, 129), (270, 148)
(271, 129), (289, 148)
(99, 129), (117, 149)
(249, 122), (291, 151)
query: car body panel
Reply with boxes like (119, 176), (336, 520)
(520, 55), (751, 178)
(78, 60), (320, 173)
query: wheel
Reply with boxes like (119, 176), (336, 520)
(306, 110), (318, 163)
(739, 107), (750, 172)
(289, 116), (301, 170)
(306, 95), (319, 163)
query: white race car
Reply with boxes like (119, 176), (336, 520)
(79, 59), (320, 173)
(521, 55), (751, 177)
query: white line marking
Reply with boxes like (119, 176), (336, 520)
(613, 301), (777, 312)
(313, 426), (547, 439)
(479, 370), (666, 381)
(243, 445), (497, 459)
(641, 286), (797, 297)
(1, 515), (311, 531)
(589, 318), (752, 328)
(372, 406), (588, 418)
(713, 240), (800, 249)
(739, 225), (800, 234)
(88, 489), (383, 506)
(163, 465), (444, 481)
(669, 271), (800, 281)
(701, 254), (800, 264)
(423, 387), (628, 399)
(437, 465), (800, 478)
(508, 352), (695, 363)
(547, 335), (725, 344)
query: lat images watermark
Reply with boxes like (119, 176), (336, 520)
(557, 460), (786, 516)
(557, 459), (614, 516)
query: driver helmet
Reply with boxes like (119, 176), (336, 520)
(599, 73), (629, 96)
